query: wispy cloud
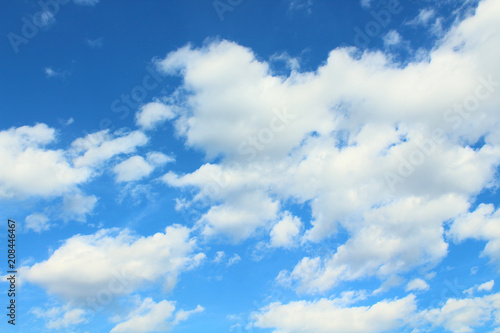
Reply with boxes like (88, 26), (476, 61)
(44, 67), (70, 79)
(85, 37), (103, 48)
(287, 0), (313, 14)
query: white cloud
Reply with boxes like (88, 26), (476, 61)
(214, 251), (225, 263)
(227, 254), (241, 267)
(32, 306), (86, 329)
(114, 156), (154, 182)
(448, 203), (500, 267)
(135, 101), (176, 130)
(45, 67), (69, 79)
(406, 8), (436, 27)
(25, 213), (51, 233)
(406, 278), (430, 292)
(269, 212), (302, 248)
(383, 30), (402, 47)
(114, 152), (173, 183)
(253, 291), (500, 333)
(421, 292), (500, 333)
(21, 225), (205, 305)
(279, 195), (468, 294)
(110, 297), (203, 333)
(0, 124), (158, 205)
(252, 294), (417, 333)
(61, 192), (97, 222)
(155, 0), (500, 293)
(0, 124), (91, 199)
(72, 130), (149, 168)
(146, 151), (174, 166)
(464, 280), (495, 295)
(478, 280), (495, 292)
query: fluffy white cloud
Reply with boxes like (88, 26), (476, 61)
(253, 291), (500, 333)
(279, 195), (468, 293)
(478, 280), (495, 292)
(25, 213), (51, 233)
(252, 294), (417, 333)
(0, 124), (154, 200)
(114, 156), (154, 182)
(135, 101), (176, 130)
(156, 0), (500, 292)
(464, 279), (496, 296)
(421, 292), (500, 333)
(269, 212), (302, 248)
(448, 203), (500, 267)
(146, 151), (174, 166)
(21, 225), (205, 305)
(406, 278), (430, 292)
(0, 124), (90, 199)
(114, 152), (173, 183)
(110, 297), (203, 333)
(383, 30), (402, 46)
(72, 130), (148, 168)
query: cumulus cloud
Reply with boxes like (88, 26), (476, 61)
(110, 297), (203, 333)
(269, 212), (302, 248)
(278, 195), (468, 293)
(21, 225), (205, 305)
(135, 101), (176, 130)
(113, 156), (154, 182)
(252, 294), (417, 333)
(113, 152), (173, 183)
(406, 278), (430, 292)
(421, 292), (500, 333)
(156, 0), (500, 291)
(448, 203), (500, 268)
(383, 30), (402, 47)
(0, 124), (90, 199)
(0, 124), (153, 202)
(464, 280), (495, 296)
(253, 292), (500, 333)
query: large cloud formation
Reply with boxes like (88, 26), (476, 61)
(154, 0), (500, 293)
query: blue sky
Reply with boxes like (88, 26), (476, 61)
(1, 0), (500, 332)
